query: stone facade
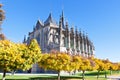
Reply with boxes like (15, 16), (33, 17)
(23, 12), (95, 73)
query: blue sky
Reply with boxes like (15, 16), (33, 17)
(1, 0), (120, 62)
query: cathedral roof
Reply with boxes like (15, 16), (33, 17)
(44, 13), (57, 26)
(37, 20), (44, 26)
(36, 20), (44, 30)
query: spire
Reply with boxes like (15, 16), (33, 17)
(86, 33), (88, 40)
(62, 10), (64, 18)
(71, 26), (74, 34)
(61, 11), (65, 29)
(23, 35), (26, 43)
(65, 21), (68, 30)
(85, 33), (89, 45)
(44, 13), (56, 26)
(59, 16), (62, 28)
(79, 28), (82, 39)
(83, 31), (85, 39)
(75, 26), (78, 34)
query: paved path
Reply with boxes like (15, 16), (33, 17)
(107, 76), (120, 80)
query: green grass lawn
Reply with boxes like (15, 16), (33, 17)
(0, 70), (119, 80)
(76, 70), (120, 80)
(0, 75), (82, 80)
(85, 76), (107, 80)
(0, 75), (107, 80)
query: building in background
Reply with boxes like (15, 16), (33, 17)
(23, 12), (95, 73)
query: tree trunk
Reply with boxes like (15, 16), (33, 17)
(2, 69), (6, 80)
(105, 70), (107, 78)
(73, 70), (76, 75)
(110, 70), (112, 75)
(97, 70), (100, 79)
(58, 71), (60, 80)
(11, 70), (15, 75)
(117, 70), (119, 73)
(82, 70), (85, 80)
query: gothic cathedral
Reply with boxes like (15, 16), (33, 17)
(24, 12), (95, 58)
(23, 12), (95, 73)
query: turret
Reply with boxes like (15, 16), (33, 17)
(79, 30), (82, 49)
(59, 16), (62, 47)
(61, 11), (65, 29)
(23, 35), (26, 44)
(75, 27), (78, 37)
(71, 26), (76, 54)
(65, 21), (68, 31)
(65, 21), (69, 47)
(75, 27), (80, 54)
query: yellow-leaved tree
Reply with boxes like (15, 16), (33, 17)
(39, 51), (71, 80)
(88, 57), (99, 71)
(94, 58), (105, 79)
(109, 62), (119, 75)
(69, 55), (82, 74)
(102, 59), (111, 78)
(0, 39), (41, 80)
(27, 39), (41, 71)
(118, 63), (120, 71)
(79, 57), (91, 80)
(0, 40), (17, 80)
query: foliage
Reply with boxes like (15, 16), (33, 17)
(94, 58), (105, 71)
(67, 55), (82, 72)
(109, 62), (119, 71)
(102, 59), (111, 71)
(118, 63), (120, 70)
(39, 51), (71, 80)
(39, 51), (71, 72)
(0, 39), (41, 80)
(79, 57), (91, 71)
(88, 57), (98, 71)
(0, 40), (19, 71)
(28, 39), (41, 64)
(0, 39), (41, 71)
